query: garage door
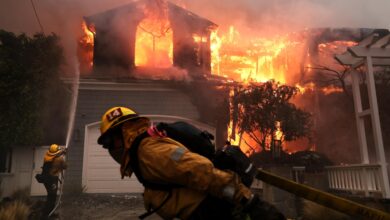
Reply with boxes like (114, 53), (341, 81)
(83, 115), (215, 194)
(83, 123), (143, 193)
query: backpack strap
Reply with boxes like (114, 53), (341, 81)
(128, 131), (181, 219)
(129, 131), (181, 190)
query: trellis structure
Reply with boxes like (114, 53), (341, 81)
(335, 33), (390, 198)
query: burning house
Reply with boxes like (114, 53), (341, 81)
(33, 0), (228, 196)
(2, 1), (386, 214)
(32, 14), (390, 197)
(1, 0), (390, 218)
(79, 0), (217, 78)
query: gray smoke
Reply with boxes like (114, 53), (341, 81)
(182, 0), (390, 34)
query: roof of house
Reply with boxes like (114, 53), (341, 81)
(84, 0), (217, 32)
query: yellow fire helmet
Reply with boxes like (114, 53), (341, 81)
(49, 144), (62, 154)
(97, 107), (144, 146)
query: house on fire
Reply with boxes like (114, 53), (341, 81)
(0, 0), (228, 197)
(82, 0), (217, 78)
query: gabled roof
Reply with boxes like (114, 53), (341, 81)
(84, 0), (217, 31)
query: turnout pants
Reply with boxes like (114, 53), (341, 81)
(188, 195), (237, 220)
(41, 176), (59, 219)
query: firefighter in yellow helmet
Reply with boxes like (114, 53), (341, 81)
(98, 107), (285, 220)
(40, 144), (67, 219)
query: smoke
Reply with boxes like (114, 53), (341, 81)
(132, 66), (192, 82)
(180, 0), (390, 36)
(2, 0), (389, 36)
(0, 0), (136, 71)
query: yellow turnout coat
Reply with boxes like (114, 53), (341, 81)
(120, 120), (252, 219)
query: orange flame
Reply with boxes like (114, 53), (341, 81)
(321, 85), (344, 95)
(210, 26), (299, 84)
(210, 30), (222, 76)
(274, 121), (283, 141)
(217, 28), (357, 154)
(227, 89), (241, 145)
(81, 21), (95, 45)
(78, 21), (95, 73)
(135, 1), (173, 67)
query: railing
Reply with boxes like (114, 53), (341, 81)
(325, 164), (384, 197)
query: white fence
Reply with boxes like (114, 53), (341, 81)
(326, 164), (385, 197)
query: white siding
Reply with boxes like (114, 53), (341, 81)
(0, 147), (34, 198)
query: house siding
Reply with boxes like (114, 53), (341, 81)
(0, 146), (34, 198)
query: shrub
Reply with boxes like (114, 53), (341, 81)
(0, 200), (30, 220)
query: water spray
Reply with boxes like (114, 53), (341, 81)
(49, 59), (80, 217)
(64, 64), (80, 149)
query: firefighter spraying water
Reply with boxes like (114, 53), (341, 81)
(35, 144), (67, 219)
(35, 62), (80, 219)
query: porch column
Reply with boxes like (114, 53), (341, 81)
(350, 69), (369, 164)
(365, 56), (390, 197)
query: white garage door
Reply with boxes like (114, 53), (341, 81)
(83, 115), (215, 194)
(83, 123), (143, 193)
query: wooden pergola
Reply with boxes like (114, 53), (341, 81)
(335, 33), (390, 198)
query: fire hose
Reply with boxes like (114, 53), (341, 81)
(48, 170), (65, 217)
(47, 63), (79, 217)
(255, 169), (390, 220)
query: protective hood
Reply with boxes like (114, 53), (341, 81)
(119, 117), (150, 178)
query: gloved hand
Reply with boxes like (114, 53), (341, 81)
(243, 194), (286, 220)
(216, 145), (257, 187)
(223, 145), (252, 172)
